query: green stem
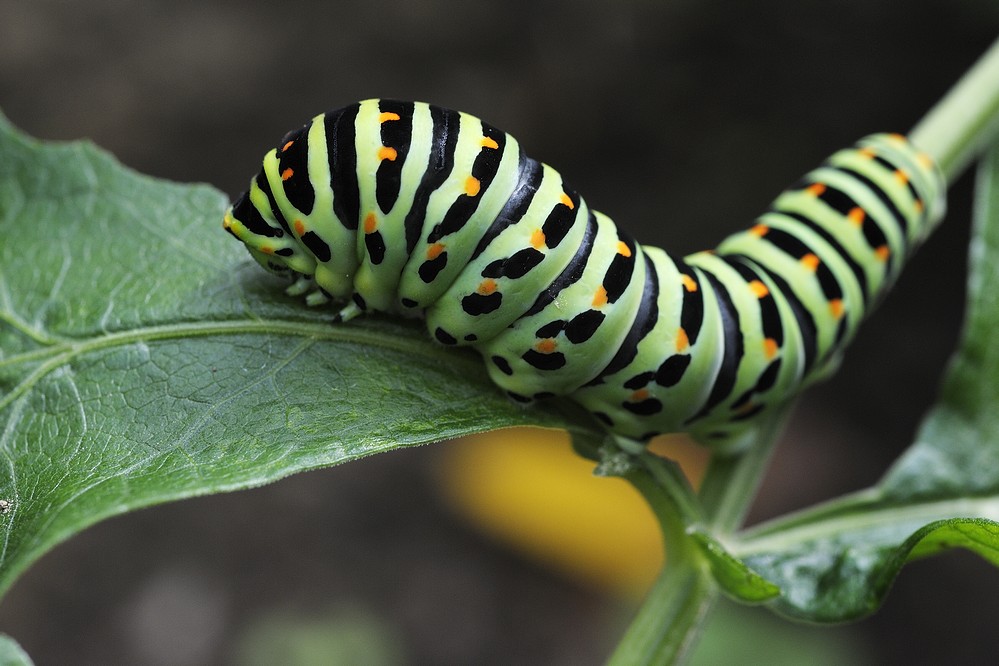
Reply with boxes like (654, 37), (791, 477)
(606, 548), (716, 666)
(606, 460), (716, 666)
(697, 405), (793, 533)
(910, 36), (999, 184)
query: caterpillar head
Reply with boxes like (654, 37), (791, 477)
(222, 207), (290, 277)
(222, 191), (315, 279)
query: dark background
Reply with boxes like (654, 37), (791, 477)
(2, 1), (999, 664)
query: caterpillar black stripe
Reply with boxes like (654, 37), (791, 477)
(223, 99), (945, 446)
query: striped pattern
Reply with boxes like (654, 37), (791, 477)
(223, 101), (945, 445)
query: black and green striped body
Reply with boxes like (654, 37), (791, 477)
(223, 99), (945, 445)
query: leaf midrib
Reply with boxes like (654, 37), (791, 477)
(732, 492), (999, 556)
(0, 318), (481, 411)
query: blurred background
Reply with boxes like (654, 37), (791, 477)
(2, 1), (999, 663)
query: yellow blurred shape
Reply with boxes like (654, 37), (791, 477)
(436, 427), (710, 599)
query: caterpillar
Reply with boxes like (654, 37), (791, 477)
(223, 99), (945, 447)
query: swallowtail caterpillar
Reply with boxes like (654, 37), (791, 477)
(223, 99), (944, 447)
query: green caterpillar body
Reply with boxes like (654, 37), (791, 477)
(223, 99), (945, 445)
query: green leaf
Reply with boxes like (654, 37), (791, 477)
(0, 634), (33, 666)
(687, 529), (780, 603)
(729, 141), (999, 621)
(0, 113), (589, 598)
(734, 513), (999, 621)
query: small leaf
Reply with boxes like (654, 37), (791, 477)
(687, 529), (780, 603)
(0, 114), (594, 598)
(729, 141), (999, 621)
(736, 513), (999, 621)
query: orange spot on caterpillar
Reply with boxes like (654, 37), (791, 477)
(294, 219), (305, 235)
(364, 212), (377, 234)
(535, 338), (557, 354)
(763, 338), (778, 359)
(379, 112), (401, 122)
(887, 133), (907, 143)
(894, 169), (910, 185)
(857, 147), (876, 159)
(282, 140), (294, 152)
(616, 241), (632, 257)
(847, 207), (866, 226)
(748, 280), (769, 298)
(426, 242), (445, 260)
(675, 327), (689, 352)
(465, 176), (481, 196)
(481, 136), (499, 149)
(530, 228), (546, 250)
(806, 183), (827, 197)
(560, 193), (574, 209)
(630, 388), (650, 402)
(378, 146), (398, 161)
(800, 253), (820, 272)
(749, 224), (769, 237)
(681, 274), (698, 292)
(875, 245), (890, 262)
(281, 168), (294, 181)
(917, 153), (934, 169)
(914, 199), (925, 213)
(260, 245), (274, 255)
(592, 286), (608, 308)
(829, 299), (844, 319)
(477, 278), (498, 295)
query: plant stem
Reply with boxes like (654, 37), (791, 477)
(606, 461), (716, 666)
(605, 549), (716, 666)
(911, 36), (999, 184)
(697, 406), (792, 534)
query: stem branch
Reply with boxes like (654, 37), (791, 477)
(911, 36), (999, 184)
(606, 458), (716, 666)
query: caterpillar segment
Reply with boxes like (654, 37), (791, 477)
(224, 100), (946, 446)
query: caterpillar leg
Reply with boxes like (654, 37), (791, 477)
(285, 274), (334, 307)
(285, 274), (314, 297)
(305, 290), (331, 307)
(282, 271), (360, 322)
(333, 301), (364, 323)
